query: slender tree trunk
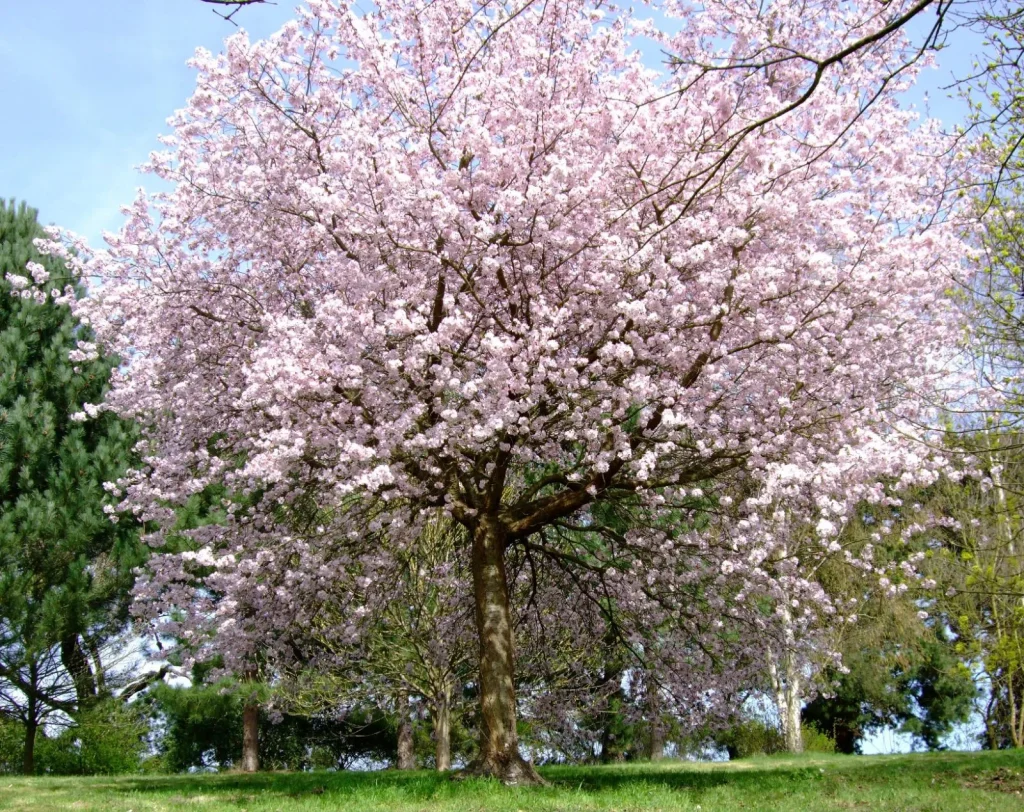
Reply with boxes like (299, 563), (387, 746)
(984, 691), (1000, 750)
(433, 690), (451, 771)
(1017, 686), (1024, 748)
(241, 703), (259, 772)
(466, 517), (543, 784)
(647, 683), (665, 761)
(1012, 672), (1024, 749)
(1010, 690), (1019, 749)
(396, 692), (415, 770)
(23, 684), (37, 777)
(23, 660), (41, 775)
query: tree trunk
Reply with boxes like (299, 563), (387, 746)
(433, 691), (451, 771)
(396, 693), (415, 770)
(465, 517), (543, 784)
(983, 689), (1001, 749)
(61, 634), (97, 708)
(832, 722), (857, 755)
(241, 703), (259, 772)
(23, 686), (37, 777)
(86, 637), (108, 699)
(599, 662), (627, 764)
(23, 717), (37, 776)
(783, 663), (804, 754)
(784, 682), (804, 754)
(648, 725), (665, 761)
(768, 600), (803, 754)
(647, 683), (665, 761)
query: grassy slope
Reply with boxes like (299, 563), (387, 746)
(1, 751), (1022, 811)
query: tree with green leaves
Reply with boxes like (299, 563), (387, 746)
(802, 502), (978, 754)
(0, 200), (143, 773)
(911, 430), (1024, 748)
(280, 512), (477, 771)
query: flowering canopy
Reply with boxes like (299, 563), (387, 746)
(26, 0), (976, 780)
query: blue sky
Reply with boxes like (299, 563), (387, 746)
(0, 0), (298, 243)
(0, 2), (978, 248)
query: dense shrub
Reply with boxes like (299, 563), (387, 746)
(35, 701), (148, 775)
(0, 716), (24, 774)
(713, 720), (835, 759)
(802, 725), (837, 754)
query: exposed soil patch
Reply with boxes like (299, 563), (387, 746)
(961, 767), (1024, 796)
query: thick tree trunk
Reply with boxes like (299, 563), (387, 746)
(61, 635), (97, 708)
(465, 517), (543, 784)
(433, 691), (451, 771)
(23, 717), (36, 776)
(784, 683), (804, 754)
(599, 664), (627, 764)
(783, 661), (804, 754)
(241, 703), (259, 772)
(648, 726), (665, 761)
(396, 693), (415, 770)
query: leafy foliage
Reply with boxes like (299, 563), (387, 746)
(0, 199), (143, 772)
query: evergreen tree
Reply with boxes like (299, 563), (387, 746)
(0, 200), (143, 773)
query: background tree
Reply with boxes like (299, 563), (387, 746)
(802, 501), (978, 754)
(327, 516), (475, 772)
(910, 431), (1024, 748)
(0, 200), (143, 773)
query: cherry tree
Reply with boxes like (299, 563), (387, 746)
(26, 0), (978, 782)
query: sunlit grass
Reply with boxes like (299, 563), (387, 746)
(1, 750), (1022, 811)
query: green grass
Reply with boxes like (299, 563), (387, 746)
(1, 750), (1022, 811)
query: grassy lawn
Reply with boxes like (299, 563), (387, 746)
(1, 750), (1022, 811)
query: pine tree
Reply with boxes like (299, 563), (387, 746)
(0, 200), (143, 773)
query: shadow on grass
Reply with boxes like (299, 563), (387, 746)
(540, 751), (1024, 798)
(89, 769), (471, 804)
(76, 749), (1024, 805)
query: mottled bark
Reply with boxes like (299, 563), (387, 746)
(465, 517), (543, 784)
(784, 671), (804, 754)
(86, 637), (107, 699)
(767, 591), (803, 754)
(396, 692), (415, 770)
(769, 648), (804, 754)
(241, 703), (259, 772)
